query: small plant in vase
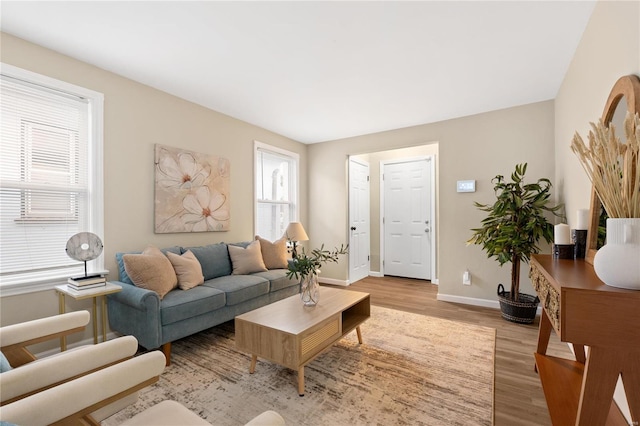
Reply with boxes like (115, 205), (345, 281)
(286, 244), (348, 306)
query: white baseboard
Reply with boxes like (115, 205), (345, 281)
(436, 293), (543, 315)
(350, 271), (437, 282)
(319, 277), (350, 286)
(437, 293), (500, 309)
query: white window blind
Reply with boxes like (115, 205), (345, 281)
(0, 66), (104, 290)
(255, 142), (299, 241)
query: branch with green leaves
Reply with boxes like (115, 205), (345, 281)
(286, 244), (349, 281)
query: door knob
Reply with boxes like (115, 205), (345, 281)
(350, 226), (357, 231)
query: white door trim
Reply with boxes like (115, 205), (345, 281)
(380, 155), (437, 283)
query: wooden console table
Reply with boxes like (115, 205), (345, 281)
(529, 254), (639, 426)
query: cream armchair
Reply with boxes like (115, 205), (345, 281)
(1, 335), (139, 406)
(0, 312), (285, 425)
(0, 310), (90, 368)
(1, 349), (285, 426)
(0, 350), (166, 425)
(0, 310), (138, 415)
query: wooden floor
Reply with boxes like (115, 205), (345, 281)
(327, 275), (574, 426)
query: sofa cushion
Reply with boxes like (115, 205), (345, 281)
(228, 240), (268, 275)
(251, 269), (299, 292)
(123, 246), (178, 300)
(116, 246), (181, 284)
(255, 235), (289, 269)
(160, 285), (226, 325)
(166, 250), (204, 290)
(203, 275), (269, 306)
(183, 243), (231, 280)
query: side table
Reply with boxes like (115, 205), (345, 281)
(54, 282), (122, 350)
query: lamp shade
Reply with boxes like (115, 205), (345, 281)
(286, 222), (309, 241)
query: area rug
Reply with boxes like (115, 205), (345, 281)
(104, 306), (495, 425)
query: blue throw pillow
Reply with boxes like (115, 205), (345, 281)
(0, 351), (12, 373)
(116, 246), (181, 284)
(183, 243), (231, 280)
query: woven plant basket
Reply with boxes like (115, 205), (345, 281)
(496, 284), (540, 324)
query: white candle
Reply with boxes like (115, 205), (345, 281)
(554, 223), (571, 245)
(576, 209), (589, 230)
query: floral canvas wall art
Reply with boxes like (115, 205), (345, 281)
(154, 144), (230, 233)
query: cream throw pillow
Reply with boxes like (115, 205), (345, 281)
(123, 246), (177, 299)
(255, 235), (288, 269)
(228, 240), (268, 275)
(166, 250), (205, 290)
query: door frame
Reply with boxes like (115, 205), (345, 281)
(380, 155), (437, 283)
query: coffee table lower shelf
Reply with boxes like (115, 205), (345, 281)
(534, 353), (627, 425)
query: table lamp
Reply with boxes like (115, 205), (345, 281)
(285, 222), (309, 258)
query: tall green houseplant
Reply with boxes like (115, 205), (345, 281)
(468, 163), (563, 303)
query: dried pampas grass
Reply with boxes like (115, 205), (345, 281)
(571, 112), (640, 218)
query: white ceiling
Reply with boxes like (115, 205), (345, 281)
(1, 1), (596, 144)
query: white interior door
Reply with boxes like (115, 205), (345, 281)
(383, 158), (431, 280)
(349, 158), (370, 284)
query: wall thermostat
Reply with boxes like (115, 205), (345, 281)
(457, 180), (476, 193)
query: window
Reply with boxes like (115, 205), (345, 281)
(0, 64), (104, 292)
(254, 142), (299, 241)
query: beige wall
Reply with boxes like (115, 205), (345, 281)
(0, 33), (308, 347)
(308, 101), (556, 302)
(553, 2), (638, 418)
(555, 0), (640, 229)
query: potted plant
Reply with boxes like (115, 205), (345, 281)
(286, 244), (348, 306)
(467, 163), (563, 323)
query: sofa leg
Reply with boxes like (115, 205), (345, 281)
(161, 342), (171, 366)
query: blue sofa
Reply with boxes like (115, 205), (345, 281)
(107, 242), (299, 364)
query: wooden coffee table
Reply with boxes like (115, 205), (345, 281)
(235, 286), (370, 396)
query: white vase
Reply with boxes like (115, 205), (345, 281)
(593, 218), (640, 290)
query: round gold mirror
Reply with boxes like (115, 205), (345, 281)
(585, 74), (640, 263)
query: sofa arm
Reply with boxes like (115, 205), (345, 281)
(107, 281), (160, 310)
(0, 335), (138, 404)
(0, 351), (166, 426)
(107, 282), (163, 350)
(0, 311), (90, 367)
